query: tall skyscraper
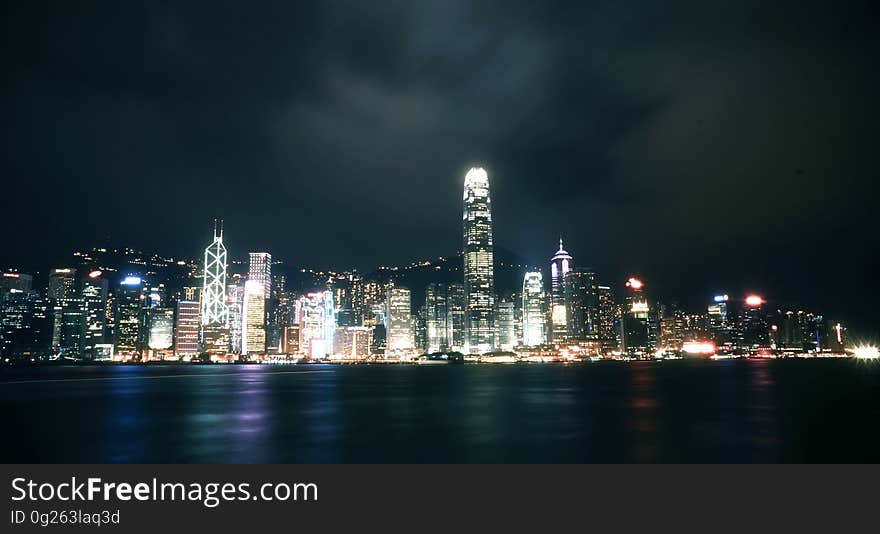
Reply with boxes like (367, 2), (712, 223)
(323, 289), (336, 354)
(385, 287), (414, 357)
(241, 280), (266, 356)
(114, 276), (146, 357)
(564, 268), (598, 342)
(174, 300), (200, 358)
(446, 283), (466, 353)
(522, 272), (546, 346)
(597, 285), (618, 353)
(462, 167), (495, 353)
(202, 221), (228, 326)
(147, 307), (174, 351)
(296, 292), (325, 359)
(495, 297), (516, 351)
(621, 277), (651, 356)
(550, 239), (573, 342)
(48, 268), (77, 300)
(248, 252), (272, 300)
(425, 283), (449, 353)
(81, 270), (108, 359)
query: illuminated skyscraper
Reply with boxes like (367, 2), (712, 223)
(462, 167), (494, 353)
(385, 287), (414, 357)
(597, 285), (618, 353)
(323, 289), (336, 354)
(227, 282), (244, 354)
(622, 277), (651, 356)
(495, 297), (516, 351)
(564, 268), (598, 342)
(446, 283), (466, 352)
(550, 239), (573, 342)
(202, 221), (228, 326)
(147, 307), (174, 351)
(522, 272), (546, 346)
(114, 276), (146, 357)
(174, 300), (200, 358)
(425, 283), (449, 353)
(241, 280), (266, 356)
(296, 292), (325, 359)
(81, 270), (108, 359)
(48, 268), (77, 300)
(248, 252), (272, 300)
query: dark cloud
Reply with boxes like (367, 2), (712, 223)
(2, 0), (878, 331)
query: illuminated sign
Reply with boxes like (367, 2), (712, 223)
(682, 341), (716, 355)
(713, 294), (729, 302)
(88, 270), (102, 279)
(2, 273), (19, 278)
(631, 301), (649, 313)
(121, 276), (142, 286)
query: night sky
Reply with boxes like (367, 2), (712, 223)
(3, 1), (878, 333)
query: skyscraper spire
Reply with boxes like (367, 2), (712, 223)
(559, 236), (564, 251)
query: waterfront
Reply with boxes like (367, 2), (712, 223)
(1, 359), (878, 463)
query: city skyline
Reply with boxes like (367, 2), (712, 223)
(0, 164), (869, 362)
(3, 2), (878, 338)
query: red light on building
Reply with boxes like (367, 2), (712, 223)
(745, 295), (764, 307)
(88, 270), (102, 279)
(626, 277), (644, 290)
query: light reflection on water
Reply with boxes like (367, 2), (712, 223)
(2, 360), (878, 463)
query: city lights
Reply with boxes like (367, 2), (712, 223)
(745, 295), (764, 307)
(682, 342), (716, 355)
(851, 345), (879, 360)
(626, 277), (644, 290)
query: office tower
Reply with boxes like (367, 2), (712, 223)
(0, 291), (51, 360)
(148, 307), (174, 351)
(48, 268), (77, 300)
(385, 287), (414, 357)
(282, 324), (300, 355)
(707, 294), (733, 349)
(1, 272), (32, 294)
(414, 308), (427, 354)
(550, 239), (573, 342)
(175, 300), (200, 358)
(50, 296), (84, 358)
(227, 282), (245, 354)
(248, 252), (272, 300)
(297, 292), (325, 359)
(445, 283), (466, 352)
(81, 270), (108, 359)
(323, 289), (336, 355)
(202, 221), (230, 358)
(328, 275), (355, 327)
(495, 297), (516, 351)
(202, 221), (229, 326)
(738, 295), (769, 349)
(621, 277), (651, 356)
(564, 268), (598, 342)
(425, 283), (449, 353)
(241, 280), (266, 357)
(333, 326), (372, 359)
(462, 167), (495, 353)
(114, 276), (146, 357)
(350, 274), (365, 326)
(597, 285), (618, 353)
(522, 272), (546, 346)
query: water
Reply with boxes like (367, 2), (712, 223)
(1, 359), (878, 463)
